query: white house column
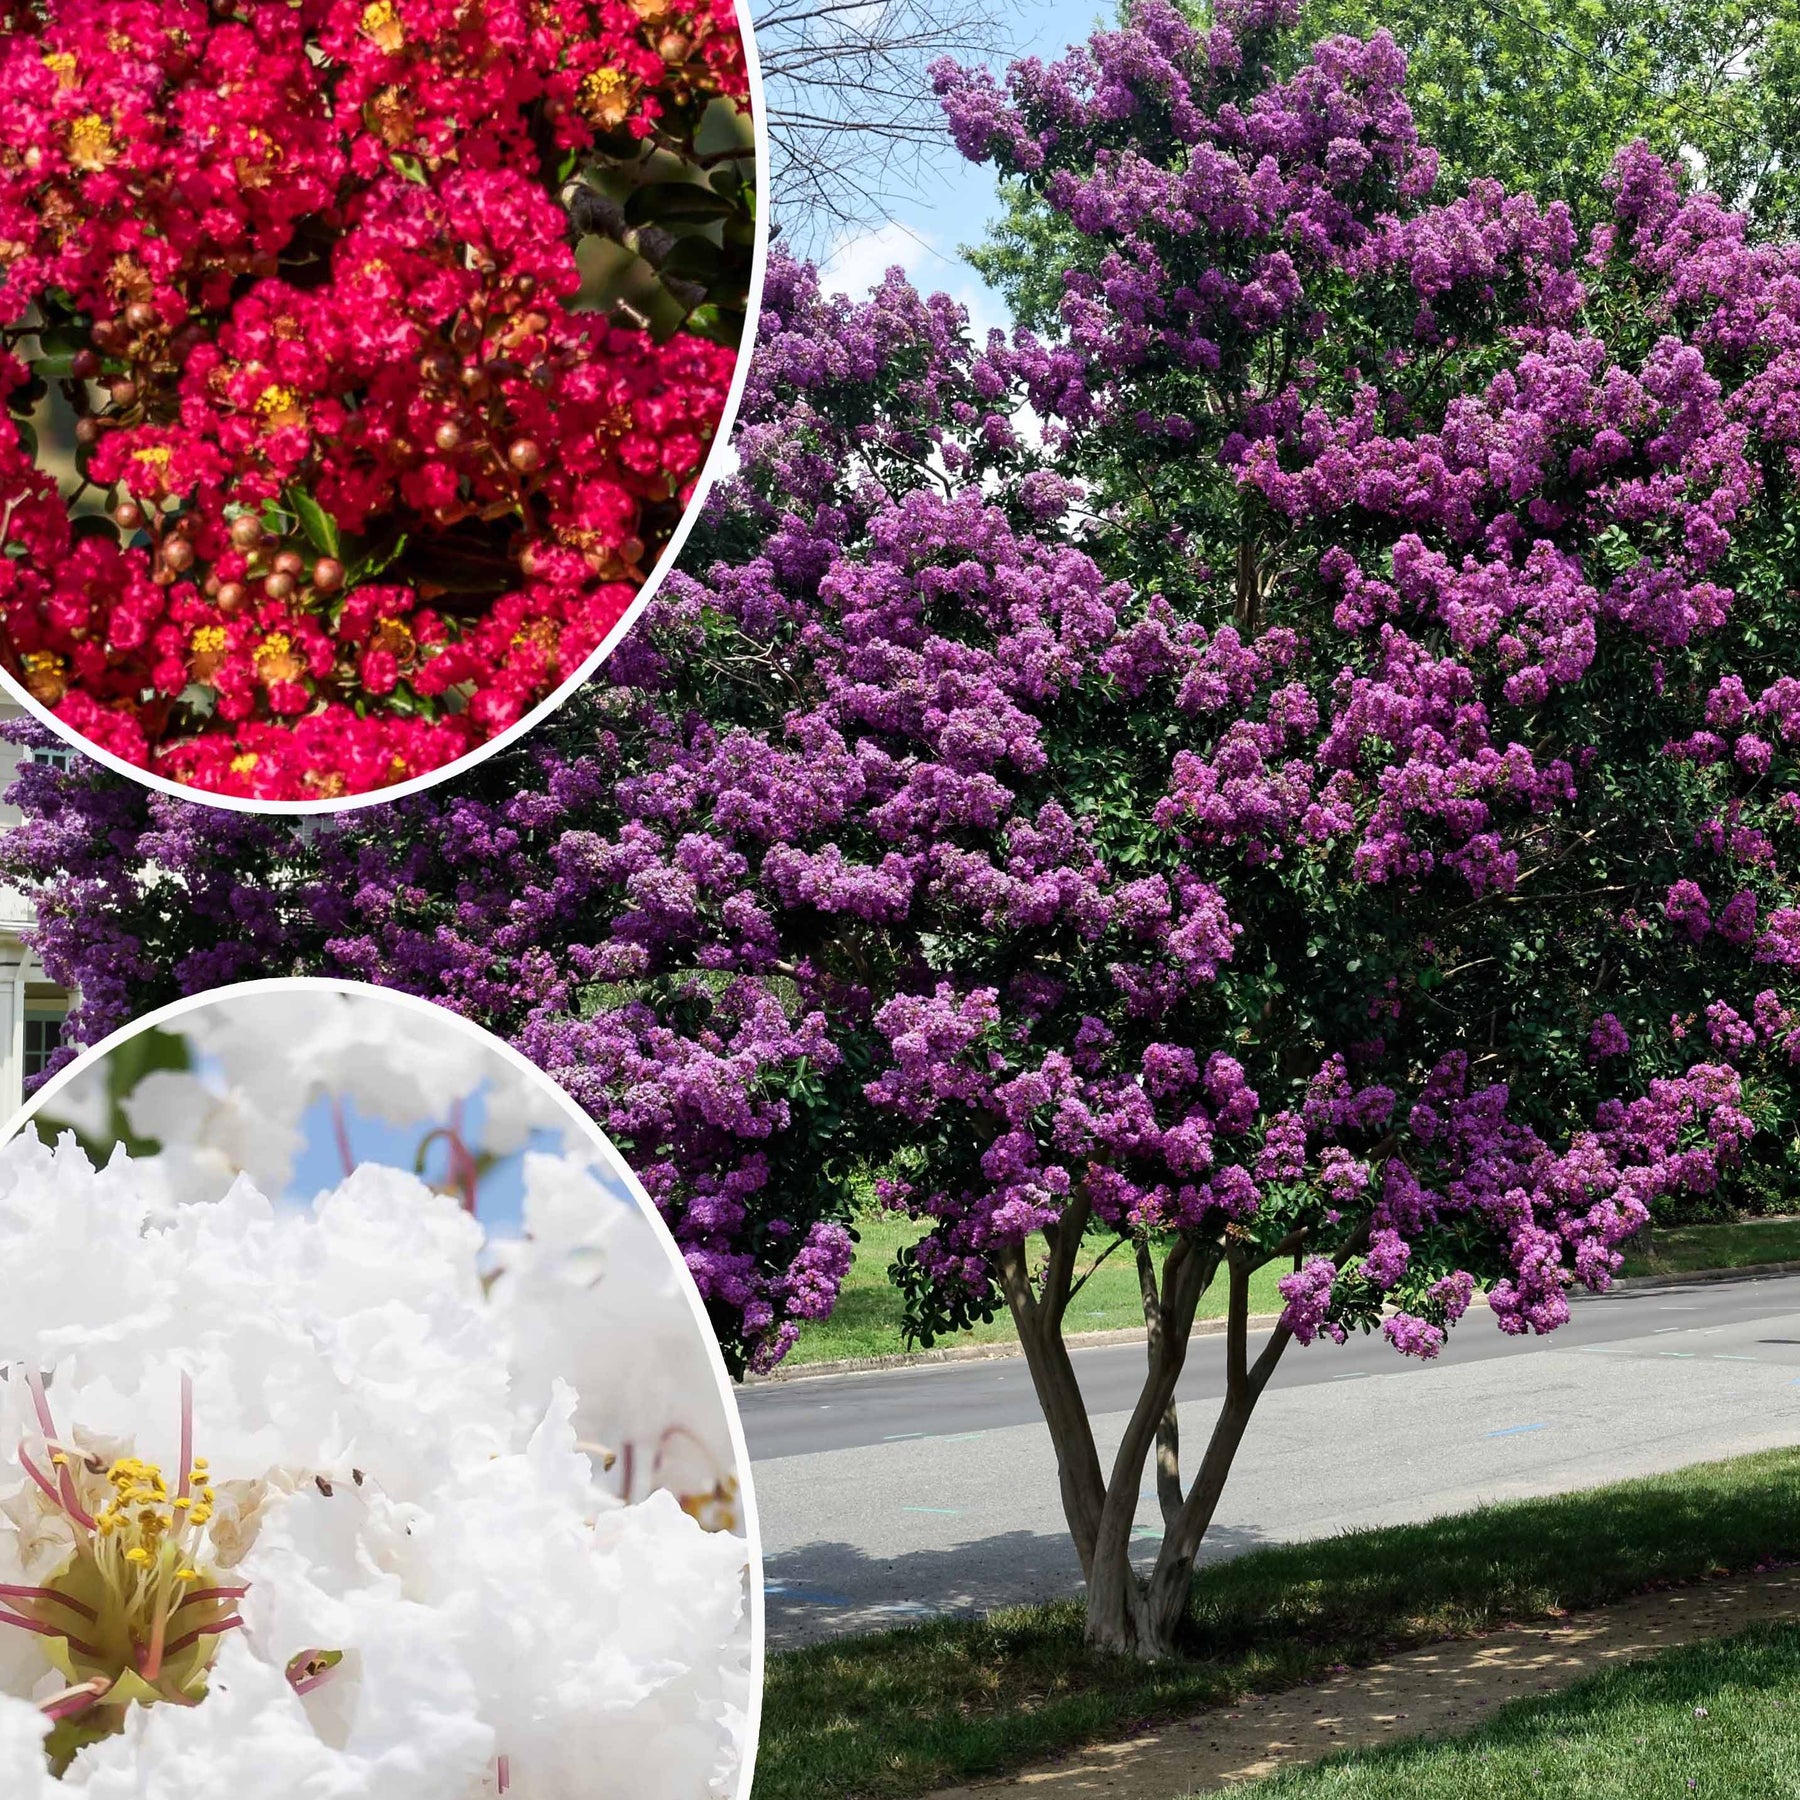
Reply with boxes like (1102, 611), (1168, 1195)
(0, 951), (26, 1123)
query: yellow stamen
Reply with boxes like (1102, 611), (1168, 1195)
(66, 113), (113, 170)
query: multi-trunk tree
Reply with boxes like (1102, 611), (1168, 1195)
(12, 0), (1800, 1658)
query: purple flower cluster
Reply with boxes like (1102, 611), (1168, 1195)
(8, 0), (1800, 1376)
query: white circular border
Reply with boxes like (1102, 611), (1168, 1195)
(0, 10), (773, 818)
(0, 974), (768, 1800)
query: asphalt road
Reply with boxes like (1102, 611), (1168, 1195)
(743, 1270), (1800, 1645)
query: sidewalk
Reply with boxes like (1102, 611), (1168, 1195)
(925, 1565), (1800, 1798)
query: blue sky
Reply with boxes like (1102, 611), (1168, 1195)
(815, 0), (1120, 326)
(284, 1083), (556, 1236)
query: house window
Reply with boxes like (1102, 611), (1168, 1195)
(23, 1014), (63, 1079)
(28, 745), (75, 773)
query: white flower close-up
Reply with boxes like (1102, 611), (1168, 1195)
(0, 1131), (752, 1798)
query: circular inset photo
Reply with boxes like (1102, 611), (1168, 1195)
(0, 980), (760, 1797)
(0, 0), (765, 810)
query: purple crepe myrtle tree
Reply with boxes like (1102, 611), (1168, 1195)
(10, 0), (1800, 1658)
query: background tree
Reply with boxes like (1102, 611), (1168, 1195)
(974, 0), (1800, 329)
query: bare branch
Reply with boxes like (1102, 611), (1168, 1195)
(753, 0), (1017, 255)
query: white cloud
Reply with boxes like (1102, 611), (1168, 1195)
(819, 219), (1013, 344)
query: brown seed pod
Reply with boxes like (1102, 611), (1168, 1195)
(506, 438), (542, 476)
(125, 301), (157, 334)
(264, 571), (296, 602)
(216, 581), (247, 613)
(161, 537), (196, 574)
(112, 500), (144, 531)
(70, 349), (100, 380)
(73, 417), (100, 445)
(434, 420), (464, 453)
(108, 378), (137, 409)
(272, 549), (305, 577)
(312, 557), (345, 594)
(229, 514), (266, 551)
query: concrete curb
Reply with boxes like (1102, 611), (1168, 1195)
(745, 1258), (1800, 1386)
(1609, 1259), (1800, 1291)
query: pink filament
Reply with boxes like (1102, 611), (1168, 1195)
(174, 1585), (250, 1612)
(17, 1445), (73, 1517)
(177, 1370), (194, 1504)
(289, 1663), (340, 1698)
(39, 1680), (110, 1722)
(160, 1613), (243, 1661)
(497, 1754), (511, 1794)
(22, 1369), (94, 1528)
(0, 1583), (95, 1621)
(0, 1608), (101, 1661)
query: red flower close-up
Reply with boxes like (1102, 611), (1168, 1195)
(0, 0), (758, 803)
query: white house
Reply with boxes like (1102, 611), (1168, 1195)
(0, 695), (73, 1119)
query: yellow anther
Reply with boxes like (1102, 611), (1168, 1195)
(124, 1547), (151, 1566)
(360, 0), (404, 48)
(67, 113), (113, 170)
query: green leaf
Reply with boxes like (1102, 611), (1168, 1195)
(287, 485), (341, 558)
(624, 181), (735, 227)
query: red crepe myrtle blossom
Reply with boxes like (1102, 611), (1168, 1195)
(0, 0), (747, 800)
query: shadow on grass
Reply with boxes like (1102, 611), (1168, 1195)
(757, 1447), (1800, 1800)
(1245, 1622), (1800, 1797)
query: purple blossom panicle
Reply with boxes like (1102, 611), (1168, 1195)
(7, 0), (1800, 1375)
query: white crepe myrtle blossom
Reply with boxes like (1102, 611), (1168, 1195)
(0, 1134), (750, 1797)
(493, 1152), (737, 1520)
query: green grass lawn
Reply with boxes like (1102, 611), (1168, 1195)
(755, 1447), (1800, 1800)
(786, 1212), (1800, 1368)
(1622, 1214), (1800, 1280)
(786, 1209), (1288, 1365)
(1239, 1622), (1800, 1798)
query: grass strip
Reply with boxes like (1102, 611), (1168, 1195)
(787, 1210), (1286, 1365)
(791, 1214), (1800, 1368)
(756, 1447), (1800, 1800)
(1240, 1620), (1800, 1797)
(1622, 1215), (1800, 1280)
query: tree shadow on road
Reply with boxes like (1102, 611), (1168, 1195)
(764, 1522), (1277, 1647)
